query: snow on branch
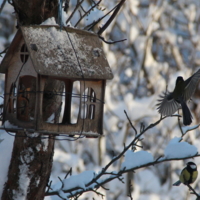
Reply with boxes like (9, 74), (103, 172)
(45, 111), (200, 199)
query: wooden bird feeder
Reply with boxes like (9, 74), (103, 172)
(0, 25), (113, 137)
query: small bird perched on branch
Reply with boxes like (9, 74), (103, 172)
(173, 162), (198, 186)
(157, 69), (200, 126)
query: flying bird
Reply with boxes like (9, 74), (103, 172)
(173, 162), (198, 186)
(157, 69), (200, 125)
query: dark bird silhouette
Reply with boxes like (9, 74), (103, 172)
(157, 69), (200, 125)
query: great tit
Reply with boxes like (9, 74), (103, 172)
(173, 162), (198, 186)
(157, 69), (200, 125)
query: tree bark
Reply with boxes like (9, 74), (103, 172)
(12, 0), (58, 25)
(2, 1), (62, 199)
(2, 133), (55, 200)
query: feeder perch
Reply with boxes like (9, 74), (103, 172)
(0, 25), (113, 137)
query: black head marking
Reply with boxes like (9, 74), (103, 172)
(187, 162), (197, 171)
(175, 76), (184, 86)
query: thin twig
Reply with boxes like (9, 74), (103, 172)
(187, 184), (200, 198)
(134, 144), (143, 148)
(117, 175), (124, 183)
(0, 0), (6, 13)
(90, 189), (105, 198)
(0, 46), (9, 57)
(64, 167), (72, 179)
(46, 181), (53, 193)
(45, 114), (199, 198)
(66, 0), (85, 25)
(7, 0), (13, 6)
(177, 110), (184, 137)
(181, 124), (200, 136)
(140, 122), (145, 132)
(127, 180), (133, 200)
(94, 180), (109, 190)
(124, 110), (137, 135)
(80, 4), (86, 13)
(155, 155), (163, 162)
(58, 176), (64, 189)
(98, 36), (127, 44)
(74, 0), (102, 27)
(97, 0), (126, 35)
(85, 3), (118, 31)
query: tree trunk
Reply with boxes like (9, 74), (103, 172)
(12, 0), (58, 25)
(2, 78), (64, 199)
(1, 1), (62, 199)
(2, 132), (55, 200)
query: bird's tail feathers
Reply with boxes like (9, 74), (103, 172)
(173, 180), (181, 186)
(181, 101), (192, 126)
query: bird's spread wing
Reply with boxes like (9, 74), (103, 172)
(183, 69), (200, 101)
(156, 91), (181, 116)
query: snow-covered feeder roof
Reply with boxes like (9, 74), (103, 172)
(0, 25), (113, 80)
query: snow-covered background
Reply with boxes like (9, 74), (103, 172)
(1, 0), (200, 199)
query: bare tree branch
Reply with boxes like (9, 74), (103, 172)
(97, 0), (126, 35)
(0, 46), (9, 57)
(127, 180), (133, 200)
(65, 0), (85, 25)
(187, 184), (200, 199)
(64, 167), (72, 179)
(98, 35), (127, 44)
(74, 0), (102, 27)
(0, 0), (6, 13)
(124, 110), (137, 135)
(45, 113), (199, 199)
(85, 3), (118, 31)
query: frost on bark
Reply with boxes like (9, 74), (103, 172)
(2, 133), (55, 200)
